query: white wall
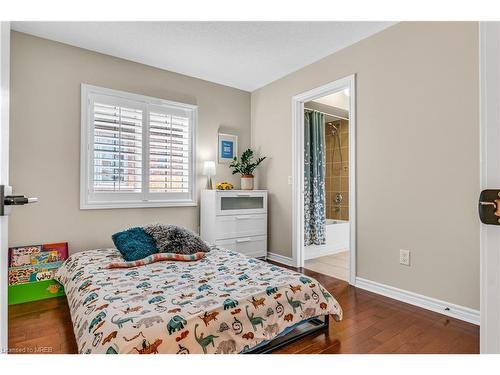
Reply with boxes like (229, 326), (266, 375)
(252, 22), (480, 309)
(9, 31), (251, 254)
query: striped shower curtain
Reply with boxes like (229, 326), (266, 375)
(304, 110), (326, 246)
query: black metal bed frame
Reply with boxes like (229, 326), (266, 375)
(244, 315), (330, 354)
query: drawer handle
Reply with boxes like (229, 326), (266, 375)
(236, 238), (252, 243)
(235, 216), (256, 220)
(236, 194), (251, 197)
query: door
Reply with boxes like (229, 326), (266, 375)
(0, 21), (10, 352)
(480, 22), (500, 354)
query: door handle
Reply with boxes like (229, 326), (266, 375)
(479, 190), (500, 224)
(4, 195), (39, 205)
(1, 185), (39, 216)
(479, 201), (497, 208)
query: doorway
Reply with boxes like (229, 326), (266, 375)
(291, 75), (356, 285)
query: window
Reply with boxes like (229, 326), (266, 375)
(80, 84), (197, 209)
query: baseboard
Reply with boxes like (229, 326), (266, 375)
(267, 252), (295, 267)
(355, 277), (480, 325)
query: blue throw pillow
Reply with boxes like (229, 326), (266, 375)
(112, 227), (159, 261)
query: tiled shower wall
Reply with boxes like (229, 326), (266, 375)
(325, 119), (349, 221)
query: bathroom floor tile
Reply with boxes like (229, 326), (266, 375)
(304, 251), (349, 281)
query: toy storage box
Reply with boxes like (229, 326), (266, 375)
(8, 280), (65, 305)
(8, 242), (68, 305)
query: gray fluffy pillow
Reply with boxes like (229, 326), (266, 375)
(144, 224), (211, 255)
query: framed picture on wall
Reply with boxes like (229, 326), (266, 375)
(218, 133), (238, 164)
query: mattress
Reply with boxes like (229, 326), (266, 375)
(55, 247), (342, 354)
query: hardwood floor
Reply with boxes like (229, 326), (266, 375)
(7, 265), (479, 354)
(8, 296), (78, 354)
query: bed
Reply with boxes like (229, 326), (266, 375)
(55, 247), (342, 354)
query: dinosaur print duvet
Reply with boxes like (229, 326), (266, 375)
(55, 247), (342, 354)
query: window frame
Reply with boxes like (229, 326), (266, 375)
(80, 84), (198, 209)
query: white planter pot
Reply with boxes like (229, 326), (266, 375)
(240, 175), (254, 190)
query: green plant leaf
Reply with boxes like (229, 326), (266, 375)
(228, 148), (266, 176)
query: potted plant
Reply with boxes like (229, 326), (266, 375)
(229, 149), (266, 190)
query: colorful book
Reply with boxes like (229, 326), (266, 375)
(8, 242), (68, 268)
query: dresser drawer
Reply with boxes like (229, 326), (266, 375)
(216, 191), (267, 216)
(214, 214), (266, 240)
(215, 235), (267, 258)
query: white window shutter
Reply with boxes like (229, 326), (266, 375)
(92, 103), (143, 193)
(148, 111), (190, 193)
(81, 84), (197, 209)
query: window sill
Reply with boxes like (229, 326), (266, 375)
(80, 200), (198, 210)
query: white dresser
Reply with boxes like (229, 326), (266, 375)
(200, 190), (267, 258)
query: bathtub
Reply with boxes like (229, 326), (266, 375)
(304, 218), (349, 260)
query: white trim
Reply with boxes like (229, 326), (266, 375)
(356, 277), (480, 325)
(0, 21), (10, 354)
(81, 84), (199, 112)
(80, 84), (198, 210)
(80, 201), (198, 210)
(291, 74), (357, 285)
(479, 22), (500, 353)
(266, 252), (295, 267)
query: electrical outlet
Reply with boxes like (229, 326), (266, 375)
(400, 249), (410, 266)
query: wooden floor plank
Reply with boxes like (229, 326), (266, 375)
(8, 264), (479, 354)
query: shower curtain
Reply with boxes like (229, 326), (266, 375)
(304, 109), (326, 246)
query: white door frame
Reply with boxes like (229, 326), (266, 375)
(291, 74), (356, 285)
(479, 22), (500, 354)
(0, 21), (10, 353)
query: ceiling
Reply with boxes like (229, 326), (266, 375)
(314, 90), (350, 111)
(11, 22), (394, 92)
